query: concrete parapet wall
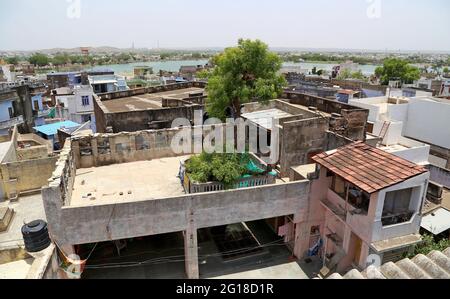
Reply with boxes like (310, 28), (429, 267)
(427, 164), (450, 189)
(280, 117), (329, 176)
(98, 82), (207, 101)
(49, 180), (310, 245)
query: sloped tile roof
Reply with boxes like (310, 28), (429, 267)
(312, 142), (428, 194)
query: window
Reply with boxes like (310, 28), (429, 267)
(8, 107), (13, 118)
(382, 188), (414, 226)
(81, 96), (90, 106)
(331, 174), (370, 214)
(81, 114), (91, 123)
(331, 175), (346, 198)
(347, 185), (370, 214)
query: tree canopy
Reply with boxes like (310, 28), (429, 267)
(375, 58), (420, 85)
(206, 39), (286, 120)
(5, 56), (20, 65)
(28, 53), (49, 66)
(337, 69), (366, 81)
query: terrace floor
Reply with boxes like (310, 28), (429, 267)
(70, 156), (191, 206)
(102, 87), (205, 113)
(0, 193), (47, 251)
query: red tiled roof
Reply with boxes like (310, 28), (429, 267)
(312, 142), (428, 194)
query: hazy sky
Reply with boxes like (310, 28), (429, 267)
(1, 0), (449, 51)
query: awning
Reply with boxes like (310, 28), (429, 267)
(421, 208), (450, 235)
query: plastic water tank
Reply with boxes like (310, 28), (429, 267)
(21, 220), (51, 253)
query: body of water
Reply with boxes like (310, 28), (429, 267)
(88, 60), (209, 77)
(282, 61), (379, 76)
(87, 60), (379, 77)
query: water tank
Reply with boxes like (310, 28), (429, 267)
(21, 220), (51, 253)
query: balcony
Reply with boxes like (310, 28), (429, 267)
(381, 211), (415, 227)
(0, 116), (24, 130)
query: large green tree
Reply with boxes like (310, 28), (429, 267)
(5, 56), (20, 65)
(206, 39), (286, 120)
(28, 53), (49, 66)
(375, 58), (420, 85)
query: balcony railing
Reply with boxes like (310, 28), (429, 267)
(0, 115), (24, 130)
(381, 211), (415, 226)
(185, 174), (276, 194)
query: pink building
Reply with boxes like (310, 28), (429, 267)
(293, 142), (430, 276)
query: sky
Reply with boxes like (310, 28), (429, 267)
(0, 0), (449, 52)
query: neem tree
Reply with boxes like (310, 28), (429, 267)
(206, 39), (286, 121)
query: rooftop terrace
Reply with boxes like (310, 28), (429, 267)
(71, 156), (191, 206)
(100, 87), (205, 113)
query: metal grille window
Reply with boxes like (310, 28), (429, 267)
(81, 96), (90, 106)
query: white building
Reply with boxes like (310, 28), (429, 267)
(52, 85), (96, 133)
(350, 96), (450, 169)
(88, 75), (129, 94)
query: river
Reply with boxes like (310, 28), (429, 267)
(87, 60), (379, 77)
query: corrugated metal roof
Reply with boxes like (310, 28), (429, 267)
(33, 121), (80, 136)
(421, 208), (450, 235)
(312, 142), (428, 194)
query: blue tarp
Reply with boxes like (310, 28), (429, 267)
(33, 120), (80, 136)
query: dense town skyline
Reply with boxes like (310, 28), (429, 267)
(1, 0), (449, 52)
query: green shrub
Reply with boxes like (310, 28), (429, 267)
(185, 152), (251, 188)
(406, 234), (450, 258)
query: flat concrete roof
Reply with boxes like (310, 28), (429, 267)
(0, 193), (47, 250)
(292, 164), (317, 179)
(70, 156), (191, 206)
(101, 87), (205, 113)
(421, 208), (450, 235)
(242, 108), (293, 130)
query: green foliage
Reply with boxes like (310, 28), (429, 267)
(160, 52), (177, 60)
(117, 53), (132, 63)
(52, 53), (70, 66)
(5, 56), (20, 65)
(374, 58), (420, 85)
(443, 67), (449, 74)
(185, 152), (251, 187)
(28, 53), (49, 66)
(196, 69), (212, 80)
(206, 39), (286, 121)
(406, 234), (450, 258)
(337, 69), (366, 81)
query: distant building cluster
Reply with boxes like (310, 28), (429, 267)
(0, 52), (449, 280)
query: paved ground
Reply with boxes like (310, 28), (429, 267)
(209, 262), (309, 279)
(0, 193), (46, 250)
(71, 156), (190, 206)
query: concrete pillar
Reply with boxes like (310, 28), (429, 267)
(446, 157), (450, 170)
(184, 228), (199, 279)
